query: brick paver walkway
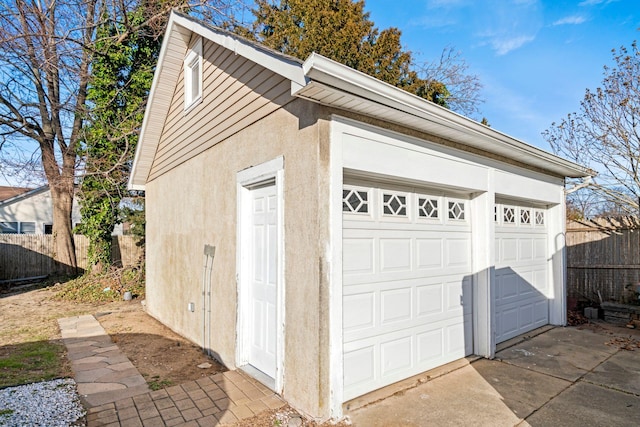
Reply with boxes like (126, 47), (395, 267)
(59, 315), (286, 426)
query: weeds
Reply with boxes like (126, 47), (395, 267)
(147, 375), (173, 391)
(55, 264), (144, 303)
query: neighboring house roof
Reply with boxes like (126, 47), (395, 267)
(129, 11), (592, 190)
(0, 186), (48, 207)
(0, 186), (32, 203)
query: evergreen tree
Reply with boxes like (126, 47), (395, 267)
(248, 0), (450, 106)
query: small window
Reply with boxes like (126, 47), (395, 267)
(520, 208), (531, 225)
(343, 188), (369, 214)
(184, 38), (202, 110)
(20, 222), (36, 234)
(418, 197), (438, 219)
(382, 193), (407, 216)
(503, 206), (515, 224)
(535, 211), (545, 226)
(494, 205), (498, 222)
(44, 224), (53, 234)
(0, 222), (18, 233)
(448, 201), (465, 220)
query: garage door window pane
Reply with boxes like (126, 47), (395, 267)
(448, 201), (465, 220)
(503, 206), (515, 224)
(520, 209), (531, 225)
(418, 197), (438, 219)
(343, 188), (368, 213)
(535, 211), (545, 226)
(383, 193), (406, 216)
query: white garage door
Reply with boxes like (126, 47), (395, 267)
(495, 202), (549, 343)
(342, 182), (473, 401)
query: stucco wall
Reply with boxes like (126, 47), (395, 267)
(145, 99), (332, 418)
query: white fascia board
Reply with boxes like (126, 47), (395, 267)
(128, 13), (186, 191)
(299, 53), (592, 179)
(171, 12), (307, 87)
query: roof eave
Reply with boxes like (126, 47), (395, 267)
(298, 53), (592, 179)
(0, 186), (49, 207)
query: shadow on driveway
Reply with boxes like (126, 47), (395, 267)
(347, 325), (640, 426)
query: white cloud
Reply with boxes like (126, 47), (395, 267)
(578, 0), (618, 6)
(552, 15), (587, 25)
(489, 34), (536, 55)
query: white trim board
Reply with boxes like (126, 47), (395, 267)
(236, 156), (285, 393)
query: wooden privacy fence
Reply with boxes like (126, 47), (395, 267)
(566, 218), (640, 303)
(0, 235), (144, 281)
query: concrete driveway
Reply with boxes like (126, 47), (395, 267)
(346, 324), (640, 426)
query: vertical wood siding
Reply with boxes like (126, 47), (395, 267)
(148, 39), (294, 181)
(566, 219), (640, 303)
(0, 235), (144, 281)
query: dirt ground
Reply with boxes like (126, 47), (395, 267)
(0, 283), (348, 426)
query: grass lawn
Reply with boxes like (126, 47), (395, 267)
(0, 341), (68, 389)
(0, 271), (144, 390)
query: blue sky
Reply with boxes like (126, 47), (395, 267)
(363, 0), (640, 151)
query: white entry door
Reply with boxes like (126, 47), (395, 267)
(248, 183), (278, 378)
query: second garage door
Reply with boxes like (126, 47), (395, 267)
(342, 182), (473, 401)
(494, 201), (549, 343)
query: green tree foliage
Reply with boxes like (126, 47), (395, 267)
(544, 42), (640, 217)
(78, 6), (158, 269)
(245, 0), (450, 106)
(79, 1), (238, 270)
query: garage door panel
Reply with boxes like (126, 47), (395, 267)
(534, 299), (548, 323)
(498, 272), (519, 300)
(518, 303), (534, 329)
(416, 283), (443, 316)
(497, 306), (518, 337)
(343, 346), (375, 389)
(381, 337), (413, 376)
(445, 238), (472, 269)
(343, 238), (374, 275)
(519, 239), (534, 260)
(518, 271), (535, 295)
(380, 287), (412, 324)
(500, 238), (518, 262)
(534, 238), (547, 260)
(343, 293), (375, 331)
(380, 238), (412, 272)
(447, 278), (472, 314)
(416, 238), (443, 269)
(534, 270), (548, 294)
(448, 313), (473, 355)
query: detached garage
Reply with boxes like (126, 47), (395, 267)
(129, 12), (591, 421)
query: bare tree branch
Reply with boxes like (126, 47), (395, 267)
(544, 42), (640, 218)
(414, 46), (485, 118)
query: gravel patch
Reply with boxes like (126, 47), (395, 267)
(0, 379), (85, 427)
